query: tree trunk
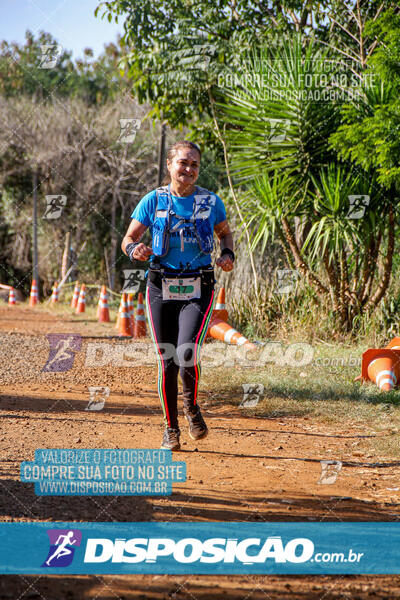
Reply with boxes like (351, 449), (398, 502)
(109, 186), (118, 290)
(364, 206), (395, 311)
(281, 216), (328, 295)
(61, 232), (71, 281)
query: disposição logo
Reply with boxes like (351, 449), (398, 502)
(83, 536), (314, 564)
(42, 529), (82, 567)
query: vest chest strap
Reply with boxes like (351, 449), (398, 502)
(152, 185), (214, 257)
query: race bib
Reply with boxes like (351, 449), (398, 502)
(162, 277), (201, 300)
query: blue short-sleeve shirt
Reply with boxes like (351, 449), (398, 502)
(130, 186), (227, 270)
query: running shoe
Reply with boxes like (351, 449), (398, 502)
(161, 427), (181, 451)
(184, 407), (208, 440)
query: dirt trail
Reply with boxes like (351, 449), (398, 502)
(1, 304), (400, 598)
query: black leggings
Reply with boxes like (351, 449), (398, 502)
(146, 279), (215, 429)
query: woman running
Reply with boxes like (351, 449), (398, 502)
(122, 140), (234, 450)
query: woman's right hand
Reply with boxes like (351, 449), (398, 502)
(132, 243), (153, 261)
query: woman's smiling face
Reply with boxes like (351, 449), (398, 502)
(167, 147), (201, 188)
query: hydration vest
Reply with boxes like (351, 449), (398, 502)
(152, 185), (215, 257)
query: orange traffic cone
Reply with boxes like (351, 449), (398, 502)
(76, 283), (86, 314)
(29, 279), (39, 306)
(386, 338), (400, 350)
(115, 295), (123, 330)
(128, 293), (135, 333)
(8, 287), (16, 305)
(98, 285), (110, 323)
(206, 288), (229, 339)
(118, 293), (132, 337)
(134, 292), (146, 338)
(361, 348), (400, 391)
(213, 287), (228, 322)
(96, 287), (102, 319)
(208, 317), (256, 349)
(71, 282), (80, 309)
(51, 281), (59, 304)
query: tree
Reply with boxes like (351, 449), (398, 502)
(330, 8), (400, 189)
(96, 0), (331, 135)
(0, 31), (74, 101)
(96, 1), (399, 138)
(0, 94), (158, 292)
(212, 36), (395, 329)
(0, 30), (128, 105)
(0, 29), (150, 293)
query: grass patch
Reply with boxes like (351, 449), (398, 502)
(201, 341), (400, 458)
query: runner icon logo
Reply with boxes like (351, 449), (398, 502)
(86, 386), (110, 411)
(42, 334), (82, 372)
(266, 118), (290, 143)
(275, 269), (299, 294)
(43, 195), (67, 220)
(240, 384), (264, 408)
(346, 195), (370, 220)
(118, 119), (142, 143)
(121, 269), (146, 293)
(42, 529), (82, 567)
(191, 44), (216, 70)
(39, 44), (62, 69)
(318, 460), (342, 485)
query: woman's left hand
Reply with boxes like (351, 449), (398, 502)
(216, 256), (234, 272)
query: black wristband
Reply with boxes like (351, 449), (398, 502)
(126, 242), (140, 262)
(220, 248), (235, 262)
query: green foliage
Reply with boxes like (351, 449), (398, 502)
(2, 1), (400, 338)
(230, 282), (318, 341)
(304, 165), (386, 265)
(216, 36), (341, 184)
(195, 147), (228, 191)
(330, 8), (400, 190)
(242, 172), (303, 253)
(215, 36), (396, 329)
(97, 0), (399, 144)
(0, 31), (128, 105)
(365, 8), (400, 84)
(0, 31), (73, 100)
(96, 0), (333, 139)
(330, 79), (400, 189)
